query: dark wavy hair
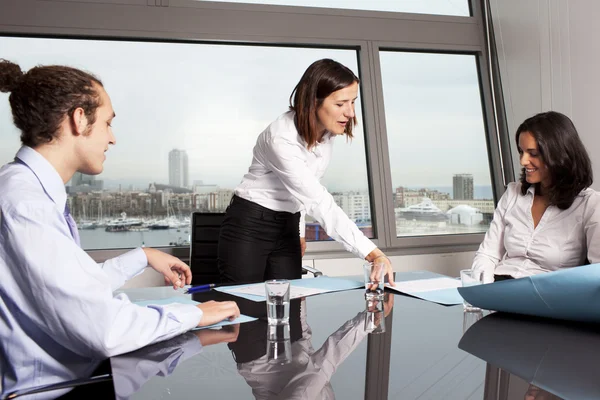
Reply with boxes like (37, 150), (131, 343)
(516, 111), (593, 209)
(0, 59), (103, 147)
(289, 59), (359, 149)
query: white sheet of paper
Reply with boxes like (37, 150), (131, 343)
(224, 284), (327, 299)
(387, 277), (461, 293)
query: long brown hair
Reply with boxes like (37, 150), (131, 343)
(516, 111), (593, 209)
(289, 59), (359, 149)
(0, 59), (103, 147)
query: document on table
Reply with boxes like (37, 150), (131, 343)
(390, 277), (461, 292)
(134, 297), (257, 328)
(222, 284), (327, 299)
(216, 276), (364, 302)
(385, 275), (463, 306)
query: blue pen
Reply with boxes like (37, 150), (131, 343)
(185, 283), (216, 294)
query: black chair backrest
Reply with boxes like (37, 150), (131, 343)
(189, 212), (225, 284)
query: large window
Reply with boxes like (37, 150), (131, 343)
(0, 37), (373, 250)
(192, 0), (471, 16)
(0, 0), (511, 257)
(380, 51), (493, 237)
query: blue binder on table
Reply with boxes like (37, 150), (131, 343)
(458, 263), (600, 323)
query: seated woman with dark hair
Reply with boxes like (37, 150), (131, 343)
(472, 111), (600, 283)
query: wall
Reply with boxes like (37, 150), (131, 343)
(491, 0), (600, 190)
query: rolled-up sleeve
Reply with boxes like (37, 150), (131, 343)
(264, 135), (376, 259)
(3, 201), (203, 359)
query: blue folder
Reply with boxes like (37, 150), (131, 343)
(134, 297), (257, 328)
(458, 263), (600, 322)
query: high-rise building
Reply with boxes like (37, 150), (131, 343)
(168, 149), (189, 188)
(453, 174), (474, 200)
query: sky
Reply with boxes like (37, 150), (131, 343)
(194, 0), (470, 16)
(0, 0), (491, 192)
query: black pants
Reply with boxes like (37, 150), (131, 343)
(494, 274), (514, 282)
(218, 195), (302, 284)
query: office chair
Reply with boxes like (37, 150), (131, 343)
(190, 212), (322, 285)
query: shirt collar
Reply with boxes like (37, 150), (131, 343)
(15, 146), (67, 211)
(526, 185), (536, 196)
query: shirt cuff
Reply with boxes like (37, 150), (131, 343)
(117, 247), (149, 280)
(149, 303), (204, 332)
(356, 238), (377, 260)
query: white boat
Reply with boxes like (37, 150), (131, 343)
(397, 198), (448, 221)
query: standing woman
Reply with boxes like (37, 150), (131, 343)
(218, 59), (394, 285)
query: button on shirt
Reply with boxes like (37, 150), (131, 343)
(235, 111), (376, 259)
(0, 146), (203, 394)
(472, 182), (600, 282)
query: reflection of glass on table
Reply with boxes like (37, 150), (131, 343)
(364, 297), (386, 334)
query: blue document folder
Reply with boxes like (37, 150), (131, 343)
(134, 297), (257, 328)
(458, 263), (600, 322)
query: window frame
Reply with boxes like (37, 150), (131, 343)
(0, 0), (512, 262)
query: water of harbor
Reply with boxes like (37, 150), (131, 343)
(80, 227), (191, 250)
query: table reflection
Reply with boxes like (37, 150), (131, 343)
(460, 312), (600, 400)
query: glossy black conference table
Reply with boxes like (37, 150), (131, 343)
(8, 273), (600, 399)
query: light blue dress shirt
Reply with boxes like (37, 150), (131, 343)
(0, 146), (203, 395)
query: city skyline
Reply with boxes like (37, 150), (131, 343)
(0, 36), (495, 192)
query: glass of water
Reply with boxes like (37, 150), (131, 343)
(460, 269), (484, 312)
(265, 279), (290, 325)
(363, 261), (385, 300)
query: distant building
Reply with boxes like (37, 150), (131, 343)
(447, 205), (484, 226)
(168, 149), (189, 188)
(332, 191), (371, 222)
(68, 172), (103, 193)
(453, 174), (474, 200)
(395, 186), (450, 208)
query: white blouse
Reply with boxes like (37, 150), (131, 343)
(235, 111), (376, 259)
(472, 182), (600, 282)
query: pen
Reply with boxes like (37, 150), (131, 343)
(185, 283), (217, 294)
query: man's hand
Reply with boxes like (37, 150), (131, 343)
(194, 324), (239, 346)
(142, 247), (192, 290)
(197, 301), (240, 327)
(300, 237), (306, 257)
